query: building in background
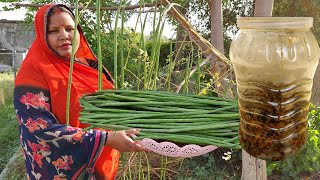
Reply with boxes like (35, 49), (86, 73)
(0, 19), (34, 73)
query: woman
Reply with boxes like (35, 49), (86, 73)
(14, 4), (145, 180)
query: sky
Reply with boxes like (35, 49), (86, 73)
(0, 2), (27, 20)
(0, 2), (175, 38)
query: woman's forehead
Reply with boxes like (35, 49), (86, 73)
(48, 12), (74, 26)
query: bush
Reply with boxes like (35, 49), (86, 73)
(176, 148), (242, 180)
(267, 104), (320, 178)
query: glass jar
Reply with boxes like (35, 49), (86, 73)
(230, 17), (320, 161)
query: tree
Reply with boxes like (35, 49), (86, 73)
(240, 1), (273, 180)
(253, 0), (274, 16)
(209, 0), (233, 97)
(209, 0), (224, 55)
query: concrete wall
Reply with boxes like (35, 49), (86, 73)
(0, 19), (34, 72)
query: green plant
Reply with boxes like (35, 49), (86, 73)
(102, 29), (144, 77)
(146, 39), (173, 68)
(0, 72), (20, 172)
(267, 104), (320, 178)
(176, 149), (241, 180)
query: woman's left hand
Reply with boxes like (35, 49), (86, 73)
(105, 129), (148, 152)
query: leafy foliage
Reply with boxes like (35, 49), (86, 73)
(164, 0), (253, 62)
(184, 0), (253, 56)
(273, 0), (320, 44)
(176, 149), (241, 180)
(102, 28), (143, 77)
(146, 39), (173, 68)
(267, 104), (320, 178)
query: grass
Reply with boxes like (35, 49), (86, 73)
(0, 72), (20, 173)
(117, 150), (241, 180)
(1, 151), (27, 180)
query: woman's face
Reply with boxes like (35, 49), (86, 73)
(47, 12), (80, 59)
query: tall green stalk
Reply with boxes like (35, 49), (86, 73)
(197, 49), (201, 94)
(182, 55), (190, 94)
(160, 155), (167, 180)
(160, 155), (164, 179)
(147, 6), (166, 90)
(96, 0), (102, 91)
(166, 40), (173, 91)
(145, 152), (150, 180)
(146, 6), (158, 89)
(120, 5), (125, 89)
(141, 14), (148, 90)
(163, 156), (168, 180)
(128, 161), (132, 180)
(183, 44), (193, 94)
(153, 18), (166, 90)
(113, 1), (122, 89)
(133, 2), (147, 91)
(66, 0), (79, 125)
(138, 152), (142, 180)
(120, 4), (147, 91)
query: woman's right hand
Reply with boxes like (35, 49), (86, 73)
(105, 129), (148, 152)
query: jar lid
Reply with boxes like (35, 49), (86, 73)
(237, 17), (313, 29)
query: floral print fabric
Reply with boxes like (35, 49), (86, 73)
(14, 86), (107, 180)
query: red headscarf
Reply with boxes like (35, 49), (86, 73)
(15, 4), (119, 179)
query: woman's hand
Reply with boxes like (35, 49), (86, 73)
(105, 129), (148, 152)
